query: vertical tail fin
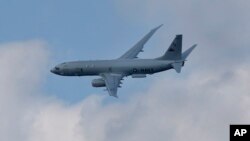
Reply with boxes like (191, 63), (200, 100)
(157, 35), (182, 60)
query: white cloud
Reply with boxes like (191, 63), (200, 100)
(0, 40), (49, 141)
(1, 40), (250, 141)
(28, 64), (250, 141)
(28, 102), (84, 141)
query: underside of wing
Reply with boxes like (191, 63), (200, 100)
(100, 73), (124, 98)
(119, 24), (163, 59)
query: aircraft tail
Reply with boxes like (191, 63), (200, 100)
(157, 35), (196, 73)
(157, 35), (182, 60)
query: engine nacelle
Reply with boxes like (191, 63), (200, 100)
(92, 78), (106, 87)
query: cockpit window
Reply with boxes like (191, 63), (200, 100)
(55, 67), (60, 70)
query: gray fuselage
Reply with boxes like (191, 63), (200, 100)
(51, 59), (174, 76)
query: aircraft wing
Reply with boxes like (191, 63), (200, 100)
(100, 73), (124, 98)
(119, 24), (163, 59)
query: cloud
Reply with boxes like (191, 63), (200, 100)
(1, 1), (250, 141)
(114, 0), (250, 67)
(32, 64), (250, 141)
(0, 40), (49, 141)
(1, 40), (250, 141)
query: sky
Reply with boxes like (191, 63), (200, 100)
(0, 0), (250, 141)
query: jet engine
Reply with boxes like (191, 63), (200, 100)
(92, 78), (106, 87)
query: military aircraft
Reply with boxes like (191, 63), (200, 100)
(51, 25), (196, 97)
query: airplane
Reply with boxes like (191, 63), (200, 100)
(51, 25), (197, 98)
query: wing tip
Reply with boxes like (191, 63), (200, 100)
(153, 24), (163, 31)
(189, 44), (197, 51)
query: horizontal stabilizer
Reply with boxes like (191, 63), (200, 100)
(182, 44), (197, 59)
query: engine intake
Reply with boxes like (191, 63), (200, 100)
(92, 78), (106, 87)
